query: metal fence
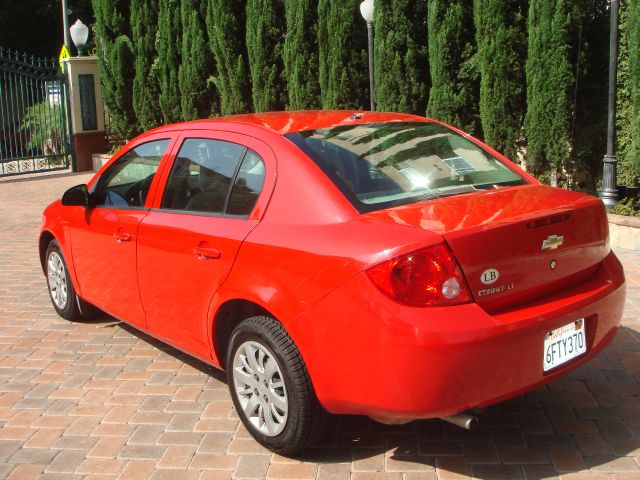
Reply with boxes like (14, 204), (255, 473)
(103, 108), (126, 150)
(0, 48), (72, 177)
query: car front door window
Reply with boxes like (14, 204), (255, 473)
(94, 140), (169, 208)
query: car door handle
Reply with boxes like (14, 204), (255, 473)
(192, 246), (221, 260)
(113, 230), (131, 243)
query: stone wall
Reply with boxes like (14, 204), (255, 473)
(609, 214), (640, 250)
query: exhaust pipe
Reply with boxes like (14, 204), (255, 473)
(440, 412), (478, 430)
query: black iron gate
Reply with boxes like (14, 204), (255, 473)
(0, 48), (72, 177)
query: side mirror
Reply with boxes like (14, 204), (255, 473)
(62, 184), (90, 207)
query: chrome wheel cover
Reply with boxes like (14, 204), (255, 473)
(232, 340), (288, 437)
(47, 251), (68, 309)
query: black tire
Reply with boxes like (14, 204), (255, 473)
(226, 315), (328, 454)
(45, 240), (82, 321)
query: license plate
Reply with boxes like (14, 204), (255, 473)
(543, 320), (586, 372)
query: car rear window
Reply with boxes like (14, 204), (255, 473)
(286, 122), (526, 213)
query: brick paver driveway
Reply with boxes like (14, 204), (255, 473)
(0, 171), (638, 480)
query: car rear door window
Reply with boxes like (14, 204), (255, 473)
(93, 139), (169, 208)
(227, 151), (266, 216)
(161, 138), (265, 217)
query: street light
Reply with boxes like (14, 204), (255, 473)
(70, 19), (90, 57)
(359, 0), (375, 111)
(61, 0), (71, 52)
(599, 0), (620, 207)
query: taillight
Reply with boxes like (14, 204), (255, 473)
(366, 244), (471, 307)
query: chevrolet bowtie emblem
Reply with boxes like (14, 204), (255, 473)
(542, 234), (564, 251)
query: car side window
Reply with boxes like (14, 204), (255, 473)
(227, 151), (266, 216)
(161, 138), (251, 215)
(93, 140), (169, 208)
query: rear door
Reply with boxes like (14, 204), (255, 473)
(137, 131), (275, 359)
(69, 135), (174, 327)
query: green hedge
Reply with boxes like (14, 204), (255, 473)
(93, 0), (638, 190)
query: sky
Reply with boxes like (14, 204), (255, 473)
(0, 0), (94, 59)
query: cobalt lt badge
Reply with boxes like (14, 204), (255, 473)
(542, 234), (564, 251)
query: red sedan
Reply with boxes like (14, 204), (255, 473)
(40, 111), (626, 454)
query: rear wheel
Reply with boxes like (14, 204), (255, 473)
(45, 240), (81, 320)
(227, 315), (327, 454)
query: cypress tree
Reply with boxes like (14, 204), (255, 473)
(157, 0), (182, 123)
(283, 0), (320, 110)
(569, 0), (610, 192)
(92, 0), (137, 139)
(179, 0), (214, 120)
(426, 0), (481, 135)
(616, 0), (633, 186)
(317, 0), (369, 109)
(473, 0), (527, 159)
(524, 0), (575, 180)
(205, 0), (251, 115)
(107, 36), (137, 138)
(131, 0), (161, 131)
(246, 0), (285, 112)
(374, 0), (428, 114)
(628, 0), (640, 184)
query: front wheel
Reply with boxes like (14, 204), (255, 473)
(45, 240), (81, 320)
(227, 316), (327, 454)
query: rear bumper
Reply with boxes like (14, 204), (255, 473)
(288, 251), (626, 421)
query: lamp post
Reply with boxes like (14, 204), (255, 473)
(599, 0), (620, 207)
(61, 0), (71, 51)
(359, 0), (375, 111)
(70, 20), (90, 57)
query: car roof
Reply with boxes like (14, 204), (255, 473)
(145, 110), (432, 136)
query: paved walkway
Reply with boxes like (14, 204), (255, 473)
(0, 171), (638, 480)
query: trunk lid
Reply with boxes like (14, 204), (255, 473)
(365, 185), (609, 312)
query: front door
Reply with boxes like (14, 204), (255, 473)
(69, 138), (172, 327)
(137, 132), (272, 359)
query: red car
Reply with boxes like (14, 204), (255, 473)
(40, 111), (626, 453)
